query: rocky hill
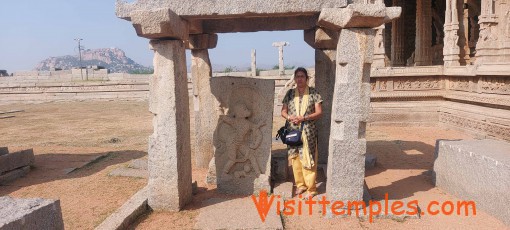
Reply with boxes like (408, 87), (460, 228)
(34, 48), (152, 73)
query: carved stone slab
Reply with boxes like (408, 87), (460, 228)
(210, 77), (274, 195)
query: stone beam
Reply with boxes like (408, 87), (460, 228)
(185, 34), (218, 50)
(131, 9), (188, 40)
(304, 27), (339, 49)
(148, 39), (192, 211)
(200, 15), (319, 33)
(318, 4), (401, 30)
(116, 0), (348, 19)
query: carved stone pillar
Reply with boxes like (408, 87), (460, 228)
(391, 0), (406, 66)
(415, 0), (433, 66)
(148, 39), (192, 211)
(476, 0), (499, 64)
(444, 0), (462, 66)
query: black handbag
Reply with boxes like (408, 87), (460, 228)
(276, 120), (305, 147)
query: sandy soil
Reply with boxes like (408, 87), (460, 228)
(0, 101), (508, 229)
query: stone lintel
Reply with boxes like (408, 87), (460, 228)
(200, 15), (319, 33)
(318, 4), (401, 30)
(304, 27), (339, 49)
(186, 34), (218, 50)
(130, 9), (189, 40)
(188, 19), (203, 34)
(116, 0), (348, 19)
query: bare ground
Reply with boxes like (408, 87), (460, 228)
(0, 101), (508, 229)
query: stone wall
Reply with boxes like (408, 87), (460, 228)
(370, 65), (510, 141)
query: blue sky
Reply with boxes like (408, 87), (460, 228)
(0, 0), (315, 72)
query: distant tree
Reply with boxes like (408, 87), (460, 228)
(223, 66), (238, 73)
(284, 65), (295, 70)
(272, 65), (279, 70)
(129, 69), (154, 74)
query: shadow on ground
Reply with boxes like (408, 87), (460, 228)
(0, 150), (146, 195)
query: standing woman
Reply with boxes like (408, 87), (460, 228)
(281, 67), (323, 198)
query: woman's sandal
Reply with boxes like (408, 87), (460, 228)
(295, 187), (307, 196)
(301, 192), (317, 200)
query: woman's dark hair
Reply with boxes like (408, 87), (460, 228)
(294, 67), (309, 79)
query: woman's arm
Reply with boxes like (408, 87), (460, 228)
(294, 103), (323, 123)
(281, 104), (295, 121)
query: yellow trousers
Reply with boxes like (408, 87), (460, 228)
(290, 151), (318, 195)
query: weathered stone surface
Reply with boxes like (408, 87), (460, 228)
(273, 182), (294, 200)
(130, 9), (188, 39)
(0, 197), (64, 230)
(195, 198), (283, 229)
(327, 28), (375, 202)
(108, 167), (148, 178)
(304, 27), (339, 49)
(186, 34), (218, 50)
(0, 147), (8, 156)
(315, 49), (336, 164)
(433, 139), (510, 226)
(0, 166), (30, 185)
(191, 49), (216, 168)
(95, 186), (148, 230)
(116, 0), (348, 19)
(128, 158), (148, 170)
(201, 16), (319, 33)
(148, 39), (192, 211)
(210, 77), (274, 195)
(318, 4), (402, 30)
(205, 157), (217, 185)
(0, 149), (34, 175)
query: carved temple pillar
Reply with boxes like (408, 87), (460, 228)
(415, 0), (433, 66)
(304, 27), (338, 164)
(476, 0), (499, 64)
(188, 34), (218, 169)
(149, 39), (192, 211)
(317, 4), (401, 201)
(444, 0), (462, 66)
(391, 0), (406, 66)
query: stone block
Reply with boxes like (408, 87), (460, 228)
(318, 4), (401, 30)
(186, 34), (218, 50)
(326, 139), (366, 201)
(116, 0), (348, 19)
(0, 166), (30, 185)
(209, 76), (275, 195)
(304, 27), (339, 49)
(0, 149), (34, 175)
(433, 139), (510, 226)
(194, 197), (283, 229)
(131, 9), (188, 40)
(95, 186), (148, 230)
(0, 147), (8, 156)
(0, 197), (64, 230)
(128, 158), (148, 170)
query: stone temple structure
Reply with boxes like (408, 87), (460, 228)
(116, 0), (401, 210)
